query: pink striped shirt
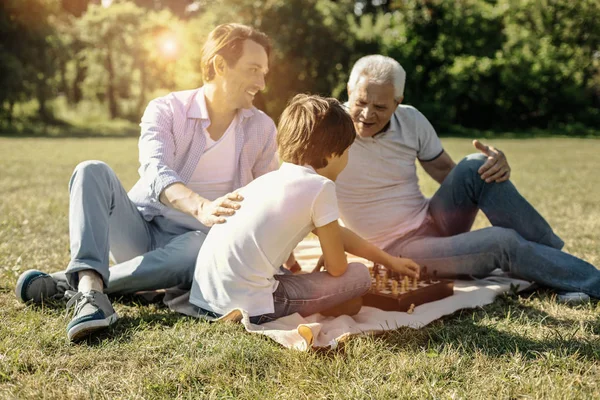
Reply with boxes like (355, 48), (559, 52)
(128, 87), (279, 221)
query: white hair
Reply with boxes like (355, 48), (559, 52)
(347, 55), (406, 100)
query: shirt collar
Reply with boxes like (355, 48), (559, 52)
(186, 86), (257, 121)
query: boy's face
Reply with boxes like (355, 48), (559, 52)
(221, 39), (269, 110)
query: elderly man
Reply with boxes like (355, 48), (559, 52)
(15, 23), (287, 341)
(335, 54), (600, 301)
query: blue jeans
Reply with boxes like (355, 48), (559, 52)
(385, 153), (600, 298)
(199, 262), (371, 324)
(60, 161), (205, 294)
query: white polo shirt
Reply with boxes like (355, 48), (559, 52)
(189, 162), (339, 316)
(335, 104), (443, 248)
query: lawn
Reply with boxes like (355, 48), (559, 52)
(1, 136), (599, 399)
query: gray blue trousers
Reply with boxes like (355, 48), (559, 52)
(59, 161), (205, 294)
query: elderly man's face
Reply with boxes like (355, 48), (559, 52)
(348, 77), (398, 138)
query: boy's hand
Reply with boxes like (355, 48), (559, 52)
(386, 257), (420, 278)
(197, 191), (244, 227)
(312, 255), (326, 273)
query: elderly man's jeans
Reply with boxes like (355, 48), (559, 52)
(60, 161), (205, 294)
(385, 153), (600, 298)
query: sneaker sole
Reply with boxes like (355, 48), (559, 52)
(67, 313), (119, 342)
(15, 269), (46, 303)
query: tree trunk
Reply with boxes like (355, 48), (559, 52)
(106, 47), (118, 119)
(72, 57), (85, 104)
(136, 62), (146, 118)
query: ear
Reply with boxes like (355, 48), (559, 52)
(396, 95), (404, 105)
(213, 55), (227, 77)
(347, 84), (352, 99)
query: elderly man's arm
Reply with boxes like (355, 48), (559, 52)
(419, 150), (456, 184)
(420, 140), (512, 185)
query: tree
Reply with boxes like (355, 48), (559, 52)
(1, 0), (63, 122)
(76, 2), (182, 119)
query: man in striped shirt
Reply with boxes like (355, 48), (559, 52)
(16, 23), (284, 341)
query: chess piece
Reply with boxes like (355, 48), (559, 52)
(407, 303), (415, 314)
(391, 280), (398, 296)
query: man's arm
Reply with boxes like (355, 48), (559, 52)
(419, 150), (456, 184)
(159, 183), (243, 227)
(140, 97), (242, 226)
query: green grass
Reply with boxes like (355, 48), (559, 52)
(1, 137), (599, 399)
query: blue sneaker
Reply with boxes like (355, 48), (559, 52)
(66, 290), (118, 341)
(15, 269), (66, 303)
(556, 291), (590, 305)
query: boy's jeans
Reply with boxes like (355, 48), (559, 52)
(199, 263), (371, 324)
(60, 160), (205, 294)
(385, 154), (600, 298)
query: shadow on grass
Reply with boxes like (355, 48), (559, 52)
(377, 292), (600, 362)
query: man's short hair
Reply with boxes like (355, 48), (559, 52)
(277, 94), (356, 169)
(348, 55), (406, 101)
(201, 23), (271, 82)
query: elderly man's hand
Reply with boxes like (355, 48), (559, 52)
(197, 191), (244, 227)
(473, 139), (511, 183)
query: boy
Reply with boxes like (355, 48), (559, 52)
(190, 94), (420, 324)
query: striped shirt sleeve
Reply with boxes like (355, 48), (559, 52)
(138, 97), (184, 203)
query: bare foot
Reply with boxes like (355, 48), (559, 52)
(319, 297), (363, 317)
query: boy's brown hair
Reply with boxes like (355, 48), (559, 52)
(201, 23), (271, 82)
(277, 94), (356, 169)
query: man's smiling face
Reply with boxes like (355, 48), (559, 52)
(222, 39), (269, 110)
(348, 77), (399, 138)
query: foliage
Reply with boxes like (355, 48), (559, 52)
(0, 0), (63, 122)
(360, 0), (600, 130)
(1, 0), (599, 132)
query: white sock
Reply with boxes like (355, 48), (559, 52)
(77, 271), (104, 293)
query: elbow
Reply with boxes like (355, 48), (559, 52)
(328, 269), (345, 278)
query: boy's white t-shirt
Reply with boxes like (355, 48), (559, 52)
(189, 162), (339, 316)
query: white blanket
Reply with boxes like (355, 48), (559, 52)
(166, 239), (533, 351)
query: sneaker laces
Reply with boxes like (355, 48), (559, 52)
(65, 291), (95, 317)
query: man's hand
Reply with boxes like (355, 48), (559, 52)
(385, 256), (420, 278)
(197, 191), (244, 227)
(473, 139), (511, 183)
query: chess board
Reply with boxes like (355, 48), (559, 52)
(293, 240), (454, 312)
(362, 264), (454, 312)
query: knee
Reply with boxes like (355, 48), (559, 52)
(70, 160), (113, 186)
(455, 153), (487, 178)
(346, 262), (372, 289)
